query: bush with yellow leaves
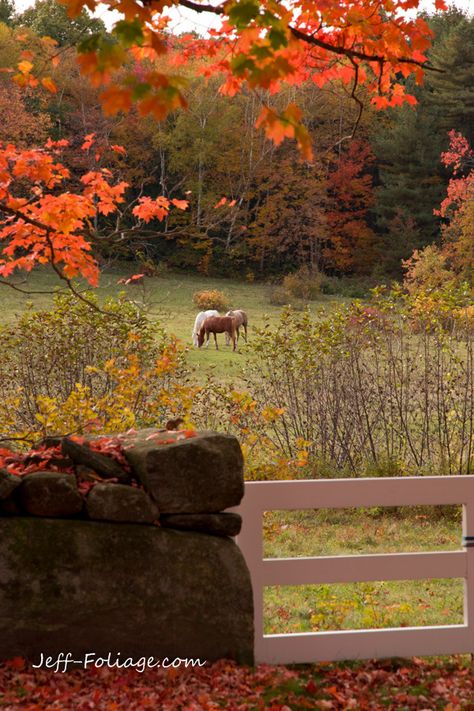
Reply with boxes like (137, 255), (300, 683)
(0, 293), (195, 442)
(192, 289), (229, 312)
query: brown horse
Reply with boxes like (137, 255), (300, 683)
(225, 309), (248, 344)
(198, 316), (237, 351)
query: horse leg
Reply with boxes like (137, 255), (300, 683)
(214, 332), (218, 350)
(244, 324), (248, 342)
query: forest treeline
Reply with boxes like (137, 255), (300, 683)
(0, 0), (472, 280)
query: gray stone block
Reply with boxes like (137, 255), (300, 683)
(86, 483), (159, 524)
(20, 472), (83, 517)
(123, 431), (244, 513)
(0, 469), (21, 500)
(0, 518), (254, 664)
(161, 513), (242, 537)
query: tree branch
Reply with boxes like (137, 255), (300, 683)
(178, 0), (444, 73)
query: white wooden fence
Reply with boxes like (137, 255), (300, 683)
(234, 476), (474, 664)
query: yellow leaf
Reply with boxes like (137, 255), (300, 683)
(18, 60), (33, 75)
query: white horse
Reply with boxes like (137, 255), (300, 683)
(192, 310), (220, 346)
(225, 310), (248, 345)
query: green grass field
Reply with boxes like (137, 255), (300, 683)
(0, 265), (344, 381)
(0, 268), (463, 637)
(263, 507), (463, 633)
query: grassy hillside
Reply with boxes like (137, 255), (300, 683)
(0, 266), (345, 380)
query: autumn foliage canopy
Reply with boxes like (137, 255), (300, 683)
(63, 0), (445, 157)
(0, 0), (449, 285)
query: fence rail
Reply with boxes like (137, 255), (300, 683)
(234, 476), (474, 664)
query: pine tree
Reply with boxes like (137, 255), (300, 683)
(427, 12), (474, 142)
(372, 104), (444, 273)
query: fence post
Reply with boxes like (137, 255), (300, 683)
(463, 498), (474, 650)
(235, 491), (264, 661)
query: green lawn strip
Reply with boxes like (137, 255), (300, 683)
(263, 507), (461, 557)
(264, 578), (463, 633)
(262, 508), (463, 633)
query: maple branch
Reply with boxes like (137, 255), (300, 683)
(0, 202), (117, 317)
(177, 0), (444, 73)
(0, 434), (36, 445)
(326, 57), (365, 152)
(0, 278), (71, 295)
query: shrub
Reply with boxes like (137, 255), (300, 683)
(266, 267), (322, 309)
(267, 283), (304, 310)
(242, 294), (474, 477)
(403, 245), (454, 294)
(192, 289), (229, 311)
(282, 266), (322, 301)
(0, 293), (193, 440)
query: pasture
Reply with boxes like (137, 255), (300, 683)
(0, 266), (344, 380)
(0, 268), (463, 643)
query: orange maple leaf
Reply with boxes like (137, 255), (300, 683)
(100, 86), (133, 115)
(41, 76), (58, 93)
(171, 198), (188, 210)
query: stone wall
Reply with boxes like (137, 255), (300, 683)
(0, 430), (253, 664)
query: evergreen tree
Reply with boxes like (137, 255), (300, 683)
(0, 0), (15, 26)
(372, 104), (444, 273)
(427, 12), (474, 142)
(18, 0), (105, 46)
(371, 9), (473, 275)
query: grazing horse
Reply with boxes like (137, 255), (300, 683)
(225, 310), (248, 345)
(192, 310), (219, 347)
(198, 316), (237, 352)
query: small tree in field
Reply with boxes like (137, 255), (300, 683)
(436, 130), (474, 282)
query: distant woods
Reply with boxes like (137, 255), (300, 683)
(0, 4), (472, 281)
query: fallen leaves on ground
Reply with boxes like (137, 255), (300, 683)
(0, 657), (473, 709)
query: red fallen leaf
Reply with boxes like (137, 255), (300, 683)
(78, 481), (95, 494)
(305, 679), (318, 694)
(111, 144), (126, 156)
(324, 685), (346, 703)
